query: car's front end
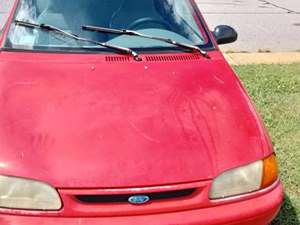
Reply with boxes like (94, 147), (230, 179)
(0, 176), (282, 225)
(0, 0), (283, 224)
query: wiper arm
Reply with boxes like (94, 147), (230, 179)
(14, 20), (142, 61)
(82, 25), (209, 58)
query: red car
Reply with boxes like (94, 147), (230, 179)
(0, 0), (283, 224)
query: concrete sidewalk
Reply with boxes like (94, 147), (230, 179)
(223, 52), (300, 65)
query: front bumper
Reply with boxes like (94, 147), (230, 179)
(0, 182), (283, 225)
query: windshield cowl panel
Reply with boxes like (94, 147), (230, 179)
(5, 0), (213, 52)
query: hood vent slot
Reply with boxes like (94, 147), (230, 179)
(105, 56), (130, 62)
(146, 54), (201, 62)
(105, 54), (202, 62)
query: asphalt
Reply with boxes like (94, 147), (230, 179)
(198, 0), (300, 52)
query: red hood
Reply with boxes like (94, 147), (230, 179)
(0, 51), (271, 188)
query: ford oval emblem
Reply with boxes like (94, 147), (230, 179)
(128, 195), (150, 205)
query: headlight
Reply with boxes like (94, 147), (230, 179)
(209, 154), (278, 199)
(0, 175), (62, 210)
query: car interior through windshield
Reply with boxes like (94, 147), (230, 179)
(6, 0), (209, 50)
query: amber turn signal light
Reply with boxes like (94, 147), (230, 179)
(261, 154), (279, 189)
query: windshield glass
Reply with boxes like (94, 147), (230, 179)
(5, 0), (212, 52)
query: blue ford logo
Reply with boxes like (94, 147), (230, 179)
(128, 195), (150, 205)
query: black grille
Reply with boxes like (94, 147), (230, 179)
(76, 188), (196, 204)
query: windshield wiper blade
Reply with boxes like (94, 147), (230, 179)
(14, 20), (142, 61)
(82, 25), (209, 58)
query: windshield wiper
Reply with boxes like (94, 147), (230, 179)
(82, 25), (209, 58)
(14, 20), (142, 61)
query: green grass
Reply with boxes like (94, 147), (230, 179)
(233, 64), (300, 225)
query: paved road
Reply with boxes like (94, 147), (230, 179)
(198, 0), (300, 52)
(1, 0), (300, 52)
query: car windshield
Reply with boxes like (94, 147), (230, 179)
(5, 0), (211, 52)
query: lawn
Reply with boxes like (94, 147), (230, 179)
(234, 64), (300, 225)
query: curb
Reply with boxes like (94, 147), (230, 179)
(223, 52), (300, 65)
